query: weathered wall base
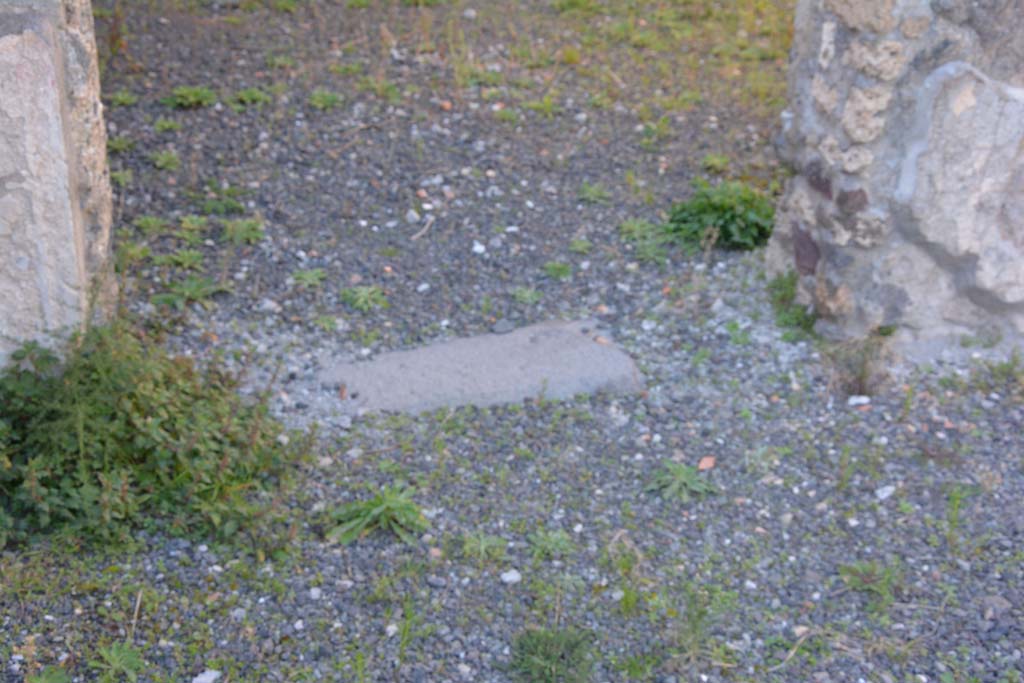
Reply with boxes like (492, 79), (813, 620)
(768, 0), (1024, 363)
(0, 0), (112, 365)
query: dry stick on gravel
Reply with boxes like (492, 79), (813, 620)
(410, 214), (436, 241)
(766, 629), (815, 672)
(128, 589), (143, 642)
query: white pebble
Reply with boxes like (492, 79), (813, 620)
(500, 569), (522, 585)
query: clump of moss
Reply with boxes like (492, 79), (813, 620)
(0, 321), (288, 549)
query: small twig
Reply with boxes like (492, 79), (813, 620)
(767, 630), (813, 672)
(128, 589), (143, 642)
(410, 215), (436, 241)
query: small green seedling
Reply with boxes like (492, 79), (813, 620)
(107, 89), (138, 107)
(107, 136), (135, 154)
(542, 262), (571, 280)
(528, 528), (575, 561)
(328, 485), (427, 544)
(510, 627), (594, 683)
(231, 87), (272, 111)
(222, 218), (265, 245)
(645, 462), (717, 502)
(341, 286), (388, 312)
(293, 268), (326, 290)
(701, 154), (730, 175)
(149, 150), (180, 171)
(89, 642), (146, 683)
(569, 238), (592, 255)
(309, 89), (342, 111)
(513, 287), (542, 305)
(162, 85), (217, 109)
(578, 181), (610, 204)
(133, 215), (169, 236)
(154, 117), (182, 133)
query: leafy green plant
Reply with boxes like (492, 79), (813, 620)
(231, 87), (272, 111)
(662, 179), (774, 250)
(327, 486), (427, 544)
(568, 239), (592, 255)
(154, 117), (182, 133)
(767, 271), (816, 342)
(151, 276), (228, 310)
(510, 627), (594, 683)
(154, 249), (204, 271)
(543, 262), (572, 280)
(115, 241), (151, 273)
(525, 94), (561, 119)
(309, 89), (342, 111)
(645, 462), (716, 502)
(110, 170), (133, 188)
(133, 215), (169, 236)
(670, 582), (738, 671)
(0, 321), (285, 549)
(293, 268), (326, 290)
(106, 136), (135, 154)
(462, 532), (506, 568)
(578, 181), (610, 204)
(619, 218), (668, 263)
(341, 286), (388, 312)
(26, 667), (71, 683)
(222, 218), (265, 245)
(639, 116), (671, 151)
(162, 85), (217, 109)
(177, 215), (209, 245)
(89, 642), (146, 683)
(357, 76), (401, 103)
(513, 287), (542, 306)
(838, 560), (901, 614)
(107, 89), (138, 107)
(701, 153), (730, 175)
(149, 150), (180, 171)
(528, 528), (575, 561)
(312, 315), (338, 332)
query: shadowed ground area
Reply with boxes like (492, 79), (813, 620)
(2, 1), (1023, 683)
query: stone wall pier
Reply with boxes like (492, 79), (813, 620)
(0, 0), (113, 365)
(767, 0), (1024, 362)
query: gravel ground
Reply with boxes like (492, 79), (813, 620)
(3, 2), (1023, 682)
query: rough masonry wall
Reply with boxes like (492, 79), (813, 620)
(767, 0), (1024, 362)
(0, 0), (112, 365)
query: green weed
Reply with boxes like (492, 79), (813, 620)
(293, 268), (326, 290)
(149, 150), (180, 171)
(309, 89), (342, 111)
(528, 527), (575, 561)
(767, 271), (816, 342)
(89, 642), (146, 683)
(154, 118), (181, 134)
(341, 286), (388, 312)
(510, 627), (594, 683)
(107, 89), (138, 107)
(645, 462), (716, 502)
(327, 486), (427, 545)
(578, 181), (610, 204)
(222, 218), (265, 245)
(663, 179), (774, 250)
(543, 262), (572, 280)
(162, 85), (217, 109)
(231, 87), (272, 111)
(0, 321), (285, 549)
(838, 560), (901, 614)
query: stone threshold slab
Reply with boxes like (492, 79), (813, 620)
(319, 320), (644, 414)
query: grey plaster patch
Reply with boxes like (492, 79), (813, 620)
(319, 320), (644, 414)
